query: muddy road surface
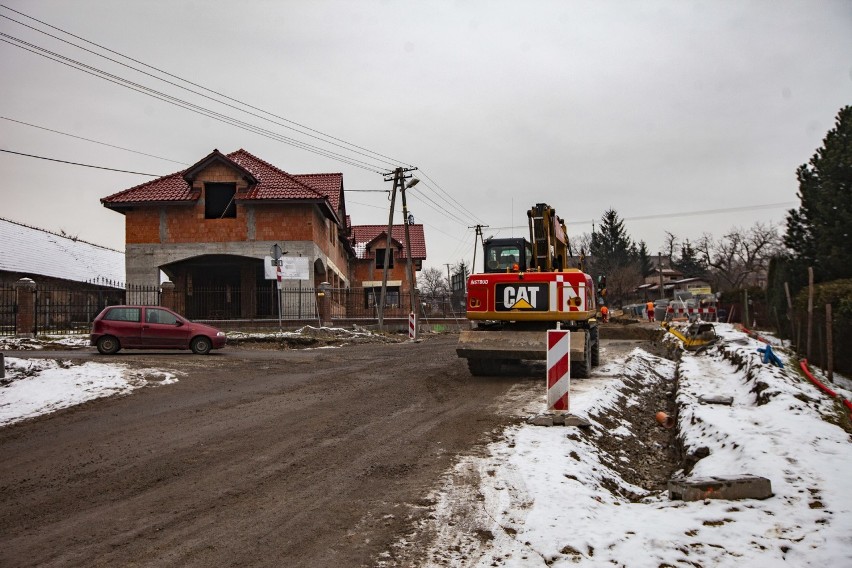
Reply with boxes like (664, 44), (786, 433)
(1, 335), (547, 567)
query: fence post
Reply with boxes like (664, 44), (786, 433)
(807, 266), (814, 361)
(160, 281), (176, 311)
(826, 304), (833, 381)
(13, 278), (37, 338)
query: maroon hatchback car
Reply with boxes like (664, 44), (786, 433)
(90, 305), (227, 355)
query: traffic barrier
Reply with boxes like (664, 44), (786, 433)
(547, 330), (570, 411)
(408, 312), (417, 340)
(666, 306), (717, 320)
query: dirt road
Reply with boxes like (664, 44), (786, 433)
(0, 335), (543, 567)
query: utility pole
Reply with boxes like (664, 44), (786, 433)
(444, 263), (452, 292)
(378, 170), (401, 330)
(468, 224), (488, 273)
(378, 166), (418, 330)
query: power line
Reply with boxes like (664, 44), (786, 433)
(0, 148), (162, 176)
(0, 4), (414, 169)
(0, 116), (190, 165)
(487, 201), (797, 231)
(0, 34), (387, 173)
(418, 169), (485, 224)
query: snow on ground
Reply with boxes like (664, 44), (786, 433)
(410, 324), (852, 567)
(0, 326), (391, 427)
(0, 357), (178, 427)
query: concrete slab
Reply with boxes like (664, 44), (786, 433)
(668, 475), (773, 501)
(698, 394), (734, 405)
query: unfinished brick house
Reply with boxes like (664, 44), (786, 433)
(349, 224), (426, 309)
(101, 149), (354, 319)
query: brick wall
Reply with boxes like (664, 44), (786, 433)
(125, 208), (161, 244)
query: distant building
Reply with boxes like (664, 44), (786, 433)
(0, 217), (124, 287)
(349, 224), (427, 307)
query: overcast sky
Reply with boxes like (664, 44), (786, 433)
(1, 0), (850, 274)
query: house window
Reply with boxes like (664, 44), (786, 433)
(365, 286), (400, 309)
(205, 183), (237, 219)
(375, 248), (394, 269)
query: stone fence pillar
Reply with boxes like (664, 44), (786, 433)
(14, 278), (36, 338)
(317, 281), (331, 327)
(160, 281), (176, 311)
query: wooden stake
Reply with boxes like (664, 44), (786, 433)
(807, 266), (814, 361)
(784, 281), (795, 345)
(826, 303), (834, 381)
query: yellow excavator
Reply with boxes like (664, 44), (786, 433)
(661, 321), (718, 352)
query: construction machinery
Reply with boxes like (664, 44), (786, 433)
(661, 321), (718, 352)
(456, 203), (600, 377)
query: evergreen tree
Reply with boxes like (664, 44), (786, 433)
(590, 209), (634, 273)
(785, 105), (852, 281)
(637, 241), (652, 277)
(590, 209), (639, 306)
(672, 239), (706, 278)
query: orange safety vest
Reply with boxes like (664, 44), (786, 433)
(646, 301), (654, 311)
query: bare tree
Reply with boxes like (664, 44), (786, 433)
(697, 223), (783, 291)
(602, 263), (643, 307)
(662, 231), (679, 262)
(417, 267), (449, 298)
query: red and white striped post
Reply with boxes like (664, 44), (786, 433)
(408, 312), (417, 340)
(547, 330), (571, 411)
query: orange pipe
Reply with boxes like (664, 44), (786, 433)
(655, 411), (675, 429)
(800, 359), (852, 421)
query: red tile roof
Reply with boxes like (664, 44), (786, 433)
(101, 149), (344, 221)
(101, 171), (196, 204)
(351, 224), (427, 260)
(292, 173), (344, 213)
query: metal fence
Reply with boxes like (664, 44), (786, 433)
(0, 286), (16, 336)
(34, 284), (137, 335)
(0, 282), (468, 335)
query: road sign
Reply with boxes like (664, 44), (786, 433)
(264, 256), (310, 280)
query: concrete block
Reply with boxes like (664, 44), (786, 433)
(529, 415), (554, 427)
(698, 395), (734, 405)
(562, 415), (592, 428)
(668, 475), (772, 501)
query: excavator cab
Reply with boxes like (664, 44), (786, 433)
(483, 238), (532, 273)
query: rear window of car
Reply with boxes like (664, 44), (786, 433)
(102, 307), (141, 322)
(145, 308), (179, 325)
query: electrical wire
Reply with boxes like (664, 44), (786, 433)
(417, 169), (485, 224)
(0, 34), (387, 173)
(0, 116), (190, 165)
(1, 5), (491, 231)
(0, 148), (162, 176)
(486, 201), (797, 231)
(0, 4), (415, 169)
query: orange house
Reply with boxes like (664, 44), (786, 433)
(101, 149), (354, 318)
(350, 224), (426, 308)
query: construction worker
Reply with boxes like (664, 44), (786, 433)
(646, 300), (655, 322)
(600, 305), (609, 323)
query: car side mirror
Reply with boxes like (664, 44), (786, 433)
(175, 320), (184, 327)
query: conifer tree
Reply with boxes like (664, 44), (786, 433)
(785, 106), (852, 281)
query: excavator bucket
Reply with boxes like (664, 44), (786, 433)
(456, 330), (586, 362)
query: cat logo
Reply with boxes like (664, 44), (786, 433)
(496, 283), (548, 311)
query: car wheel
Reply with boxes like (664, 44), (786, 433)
(97, 335), (120, 355)
(190, 336), (212, 355)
